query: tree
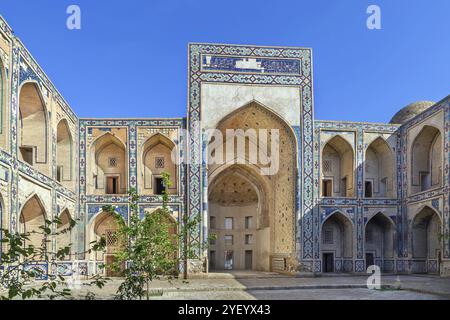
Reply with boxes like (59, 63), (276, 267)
(0, 216), (107, 300)
(106, 172), (207, 300)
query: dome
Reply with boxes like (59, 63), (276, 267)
(390, 101), (435, 124)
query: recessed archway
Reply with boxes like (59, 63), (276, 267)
(18, 82), (48, 169)
(19, 194), (47, 256)
(89, 210), (124, 276)
(56, 119), (73, 183)
(207, 101), (297, 272)
(411, 206), (441, 274)
(411, 125), (442, 193)
(321, 135), (355, 197)
(364, 213), (395, 270)
(140, 133), (177, 195)
(56, 209), (73, 261)
(320, 211), (354, 273)
(88, 132), (127, 195)
(364, 137), (394, 198)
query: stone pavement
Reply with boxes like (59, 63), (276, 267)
(65, 272), (450, 300)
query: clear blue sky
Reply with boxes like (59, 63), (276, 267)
(0, 0), (449, 122)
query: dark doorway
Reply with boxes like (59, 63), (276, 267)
(209, 250), (216, 270)
(366, 253), (374, 269)
(323, 253), (334, 273)
(365, 181), (373, 198)
(106, 177), (118, 194)
(322, 180), (332, 197)
(155, 177), (165, 195)
(245, 250), (253, 270)
(20, 146), (33, 165)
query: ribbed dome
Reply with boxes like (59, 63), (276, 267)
(390, 101), (435, 124)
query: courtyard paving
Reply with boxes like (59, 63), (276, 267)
(65, 272), (450, 300)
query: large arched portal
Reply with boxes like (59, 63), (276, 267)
(19, 195), (47, 255)
(207, 101), (297, 272)
(364, 213), (395, 271)
(411, 206), (441, 274)
(320, 211), (353, 273)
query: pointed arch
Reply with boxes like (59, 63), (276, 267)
(411, 125), (442, 192)
(365, 212), (395, 268)
(88, 209), (125, 276)
(88, 132), (127, 194)
(207, 100), (297, 272)
(411, 205), (442, 273)
(320, 210), (354, 272)
(19, 194), (47, 253)
(18, 81), (48, 167)
(321, 135), (355, 197)
(213, 99), (298, 144)
(140, 133), (178, 195)
(364, 137), (395, 197)
(56, 119), (73, 183)
(56, 208), (73, 261)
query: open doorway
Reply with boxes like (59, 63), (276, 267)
(323, 253), (334, 273)
(106, 176), (119, 194)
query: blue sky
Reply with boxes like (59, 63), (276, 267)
(0, 0), (448, 122)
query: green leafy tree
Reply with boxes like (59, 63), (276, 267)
(0, 216), (107, 300)
(105, 172), (207, 300)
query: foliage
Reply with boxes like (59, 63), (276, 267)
(0, 216), (108, 300)
(104, 172), (207, 300)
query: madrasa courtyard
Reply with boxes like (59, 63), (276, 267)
(0, 3), (449, 302)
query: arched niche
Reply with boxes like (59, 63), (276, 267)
(56, 209), (73, 261)
(364, 137), (394, 198)
(19, 194), (47, 256)
(88, 132), (127, 195)
(207, 101), (297, 272)
(321, 135), (355, 197)
(18, 82), (48, 170)
(320, 211), (354, 273)
(364, 213), (395, 269)
(140, 133), (177, 195)
(411, 125), (442, 193)
(56, 119), (73, 183)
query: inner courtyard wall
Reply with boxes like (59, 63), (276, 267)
(0, 16), (448, 277)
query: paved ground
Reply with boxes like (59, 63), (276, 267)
(157, 288), (444, 300)
(63, 272), (450, 300)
